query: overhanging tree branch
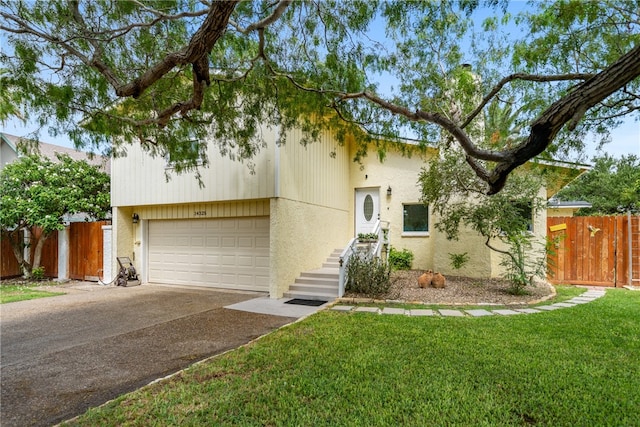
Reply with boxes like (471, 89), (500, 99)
(460, 72), (595, 129)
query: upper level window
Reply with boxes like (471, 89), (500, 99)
(403, 203), (429, 236)
(165, 140), (204, 168)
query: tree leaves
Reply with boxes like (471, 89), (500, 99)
(0, 152), (110, 275)
(0, 1), (638, 194)
(555, 154), (640, 215)
(0, 153), (110, 232)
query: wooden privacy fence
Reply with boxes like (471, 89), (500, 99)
(69, 221), (107, 281)
(1, 221), (108, 280)
(547, 215), (639, 287)
(1, 229), (58, 278)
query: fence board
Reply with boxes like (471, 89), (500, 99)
(29, 228), (58, 278)
(69, 221), (107, 281)
(1, 229), (58, 279)
(1, 236), (21, 278)
(548, 215), (639, 287)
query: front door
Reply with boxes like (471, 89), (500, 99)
(355, 188), (380, 236)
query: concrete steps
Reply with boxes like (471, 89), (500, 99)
(283, 250), (342, 301)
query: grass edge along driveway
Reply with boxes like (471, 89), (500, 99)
(0, 281), (64, 304)
(65, 289), (639, 427)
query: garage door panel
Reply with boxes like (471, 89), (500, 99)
(205, 237), (220, 248)
(221, 237), (236, 247)
(236, 256), (253, 267)
(255, 256), (269, 268)
(256, 237), (269, 248)
(148, 217), (269, 291)
(221, 220), (237, 231)
(237, 237), (253, 248)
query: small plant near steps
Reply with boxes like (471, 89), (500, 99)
(283, 249), (342, 301)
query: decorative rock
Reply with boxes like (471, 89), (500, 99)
(418, 270), (433, 288)
(432, 272), (446, 289)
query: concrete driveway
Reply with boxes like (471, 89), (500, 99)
(0, 283), (298, 427)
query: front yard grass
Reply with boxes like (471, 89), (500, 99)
(0, 280), (65, 304)
(65, 288), (639, 426)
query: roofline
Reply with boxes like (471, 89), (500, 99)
(531, 157), (592, 171)
(0, 132), (18, 152)
(365, 130), (594, 171)
(547, 200), (593, 209)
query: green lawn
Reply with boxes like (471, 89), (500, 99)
(65, 288), (639, 426)
(0, 281), (65, 303)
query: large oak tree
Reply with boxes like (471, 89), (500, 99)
(1, 0), (638, 194)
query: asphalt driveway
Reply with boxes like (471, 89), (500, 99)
(0, 283), (297, 427)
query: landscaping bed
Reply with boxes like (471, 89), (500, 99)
(345, 270), (554, 305)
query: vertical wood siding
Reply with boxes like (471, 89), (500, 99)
(278, 128), (350, 211)
(133, 200), (270, 221)
(111, 129), (276, 207)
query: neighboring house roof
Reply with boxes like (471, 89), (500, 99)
(0, 133), (19, 169)
(0, 132), (111, 175)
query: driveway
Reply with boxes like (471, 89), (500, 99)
(0, 283), (298, 427)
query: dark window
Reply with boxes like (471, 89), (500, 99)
(514, 201), (534, 232)
(166, 140), (203, 167)
(403, 204), (429, 233)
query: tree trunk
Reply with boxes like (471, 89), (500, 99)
(31, 229), (50, 275)
(3, 228), (31, 278)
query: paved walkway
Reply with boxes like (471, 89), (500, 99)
(331, 289), (606, 317)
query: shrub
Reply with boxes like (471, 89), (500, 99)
(31, 267), (45, 280)
(388, 247), (413, 270)
(357, 232), (378, 241)
(500, 233), (546, 295)
(448, 252), (470, 270)
(346, 253), (391, 297)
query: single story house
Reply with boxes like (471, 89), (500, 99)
(110, 124), (588, 299)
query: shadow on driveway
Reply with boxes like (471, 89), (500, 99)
(0, 283), (296, 427)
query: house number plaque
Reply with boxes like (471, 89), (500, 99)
(194, 210), (207, 217)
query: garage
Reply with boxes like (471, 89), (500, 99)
(148, 217), (270, 291)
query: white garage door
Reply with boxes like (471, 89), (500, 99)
(148, 217), (270, 291)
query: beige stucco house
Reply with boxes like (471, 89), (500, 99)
(110, 126), (586, 299)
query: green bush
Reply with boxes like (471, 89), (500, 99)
(448, 252), (470, 270)
(346, 253), (391, 297)
(357, 232), (378, 241)
(388, 247), (414, 270)
(31, 266), (45, 280)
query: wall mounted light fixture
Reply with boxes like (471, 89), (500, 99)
(387, 186), (392, 196)
(132, 213), (139, 224)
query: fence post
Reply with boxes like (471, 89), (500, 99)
(57, 226), (70, 280)
(102, 225), (112, 282)
(628, 211), (633, 287)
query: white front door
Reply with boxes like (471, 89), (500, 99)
(355, 188), (380, 236)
